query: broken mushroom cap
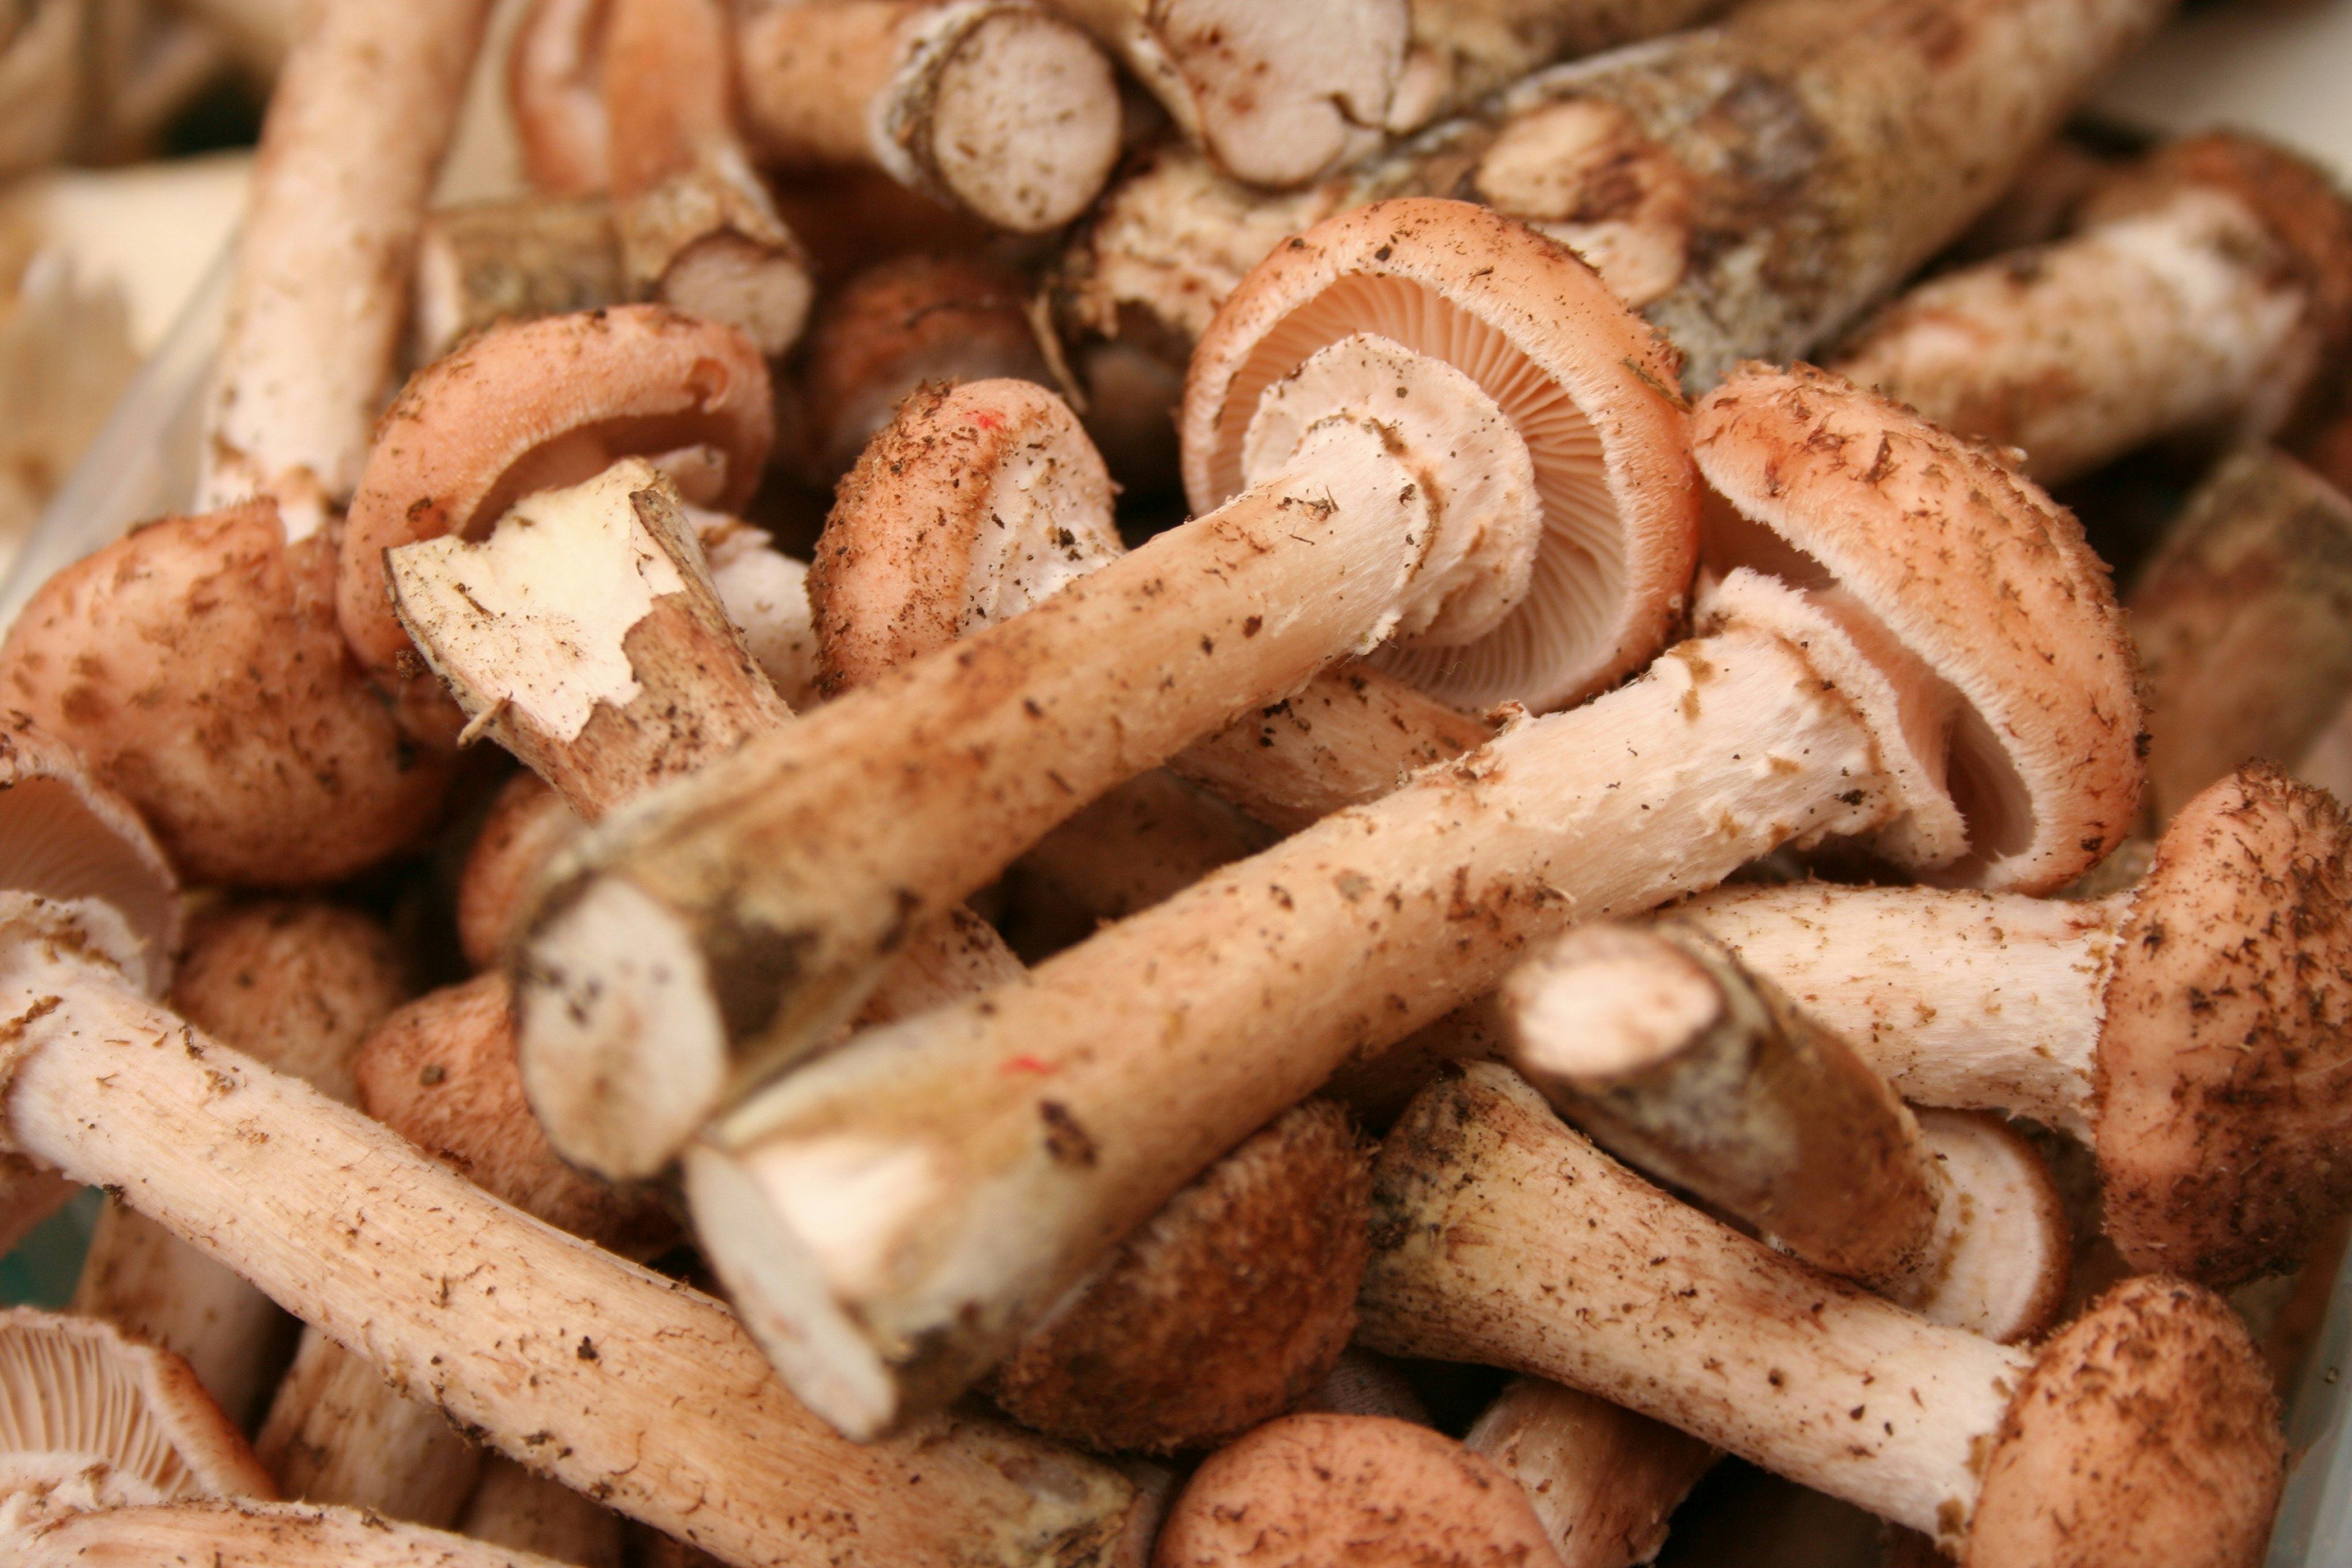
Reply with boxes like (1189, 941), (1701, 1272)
(458, 771), (584, 970)
(1969, 1275), (2282, 1568)
(2095, 763), (2352, 1283)
(988, 1098), (1370, 1455)
(1692, 362), (2140, 894)
(0, 716), (177, 995)
(1152, 1413), (1556, 1568)
(812, 378), (1121, 696)
(1182, 198), (1697, 713)
(169, 899), (409, 1109)
(0, 1308), (276, 1531)
(339, 305), (774, 709)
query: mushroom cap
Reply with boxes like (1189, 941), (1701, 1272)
(0, 716), (177, 995)
(0, 506), (456, 889)
(2094, 763), (2352, 1285)
(169, 899), (409, 1107)
(340, 305), (773, 681)
(989, 1099), (1370, 1455)
(811, 378), (1121, 697)
(0, 1308), (275, 1528)
(1967, 1276), (2280, 1568)
(1153, 1413), (1556, 1568)
(1180, 198), (1698, 714)
(1691, 363), (2141, 894)
(353, 971), (680, 1259)
(457, 771), (584, 971)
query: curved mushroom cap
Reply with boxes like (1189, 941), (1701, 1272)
(0, 717), (177, 995)
(1967, 1276), (2280, 1568)
(340, 306), (774, 684)
(0, 1308), (275, 1530)
(458, 771), (584, 970)
(508, 0), (608, 197)
(990, 1099), (1369, 1455)
(1153, 1414), (1556, 1568)
(354, 971), (679, 1259)
(168, 900), (409, 1108)
(1181, 198), (1698, 713)
(812, 379), (1121, 696)
(2094, 764), (2352, 1285)
(1692, 363), (2140, 894)
(0, 505), (456, 889)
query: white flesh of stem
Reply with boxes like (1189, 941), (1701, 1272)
(1910, 1110), (2063, 1345)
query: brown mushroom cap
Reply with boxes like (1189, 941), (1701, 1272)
(1967, 1275), (2280, 1568)
(353, 971), (679, 1259)
(811, 378), (1120, 697)
(1180, 198), (1697, 714)
(1691, 363), (2140, 894)
(1153, 1413), (1557, 1567)
(0, 505), (455, 889)
(2094, 763), (2352, 1284)
(988, 1099), (1369, 1455)
(458, 771), (585, 971)
(0, 715), (177, 994)
(169, 899), (409, 1107)
(339, 306), (774, 686)
(0, 1308), (275, 1525)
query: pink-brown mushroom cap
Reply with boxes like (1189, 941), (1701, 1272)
(339, 305), (774, 684)
(456, 771), (584, 971)
(1154, 1413), (1558, 1567)
(2095, 763), (2352, 1284)
(170, 899), (410, 1108)
(1692, 363), (2141, 894)
(1181, 198), (1698, 714)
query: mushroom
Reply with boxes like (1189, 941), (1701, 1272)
(1502, 921), (2069, 1342)
(603, 0), (813, 356)
(675, 360), (2132, 1438)
(8, 1498), (595, 1567)
(1463, 1379), (1716, 1568)
(1675, 763), (2352, 1289)
(252, 1329), (484, 1531)
(1065, 0), (2172, 390)
(1152, 1413), (1561, 1568)
(1390, 0), (1731, 134)
(1831, 132), (2352, 484)
(736, 0), (1124, 235)
(0, 733), (1150, 1566)
(412, 194), (625, 366)
(458, 772), (582, 970)
(197, 0), (494, 538)
(510, 0), (609, 197)
(1359, 1063), (2283, 1566)
(337, 306), (774, 747)
(521, 198), (1698, 1182)
(0, 0), (81, 181)
(460, 1458), (624, 1568)
(2125, 448), (2352, 827)
(0, 1307), (274, 1536)
(687, 508), (822, 711)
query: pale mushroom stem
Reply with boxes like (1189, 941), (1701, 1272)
(411, 194), (624, 366)
(198, 0), (496, 537)
(736, 0), (1123, 235)
(1461, 1378), (1716, 1568)
(1358, 1065), (2280, 1564)
(0, 935), (1144, 1568)
(254, 1329), (483, 1529)
(605, 0), (812, 356)
(11, 1499), (584, 1567)
(459, 1457), (624, 1568)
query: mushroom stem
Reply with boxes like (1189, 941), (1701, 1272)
(197, 0), (495, 537)
(1461, 1378), (1716, 1568)
(2127, 447), (2352, 827)
(254, 1329), (483, 1529)
(736, 0), (1123, 235)
(1830, 133), (2352, 484)
(0, 920), (1145, 1567)
(1393, 0), (1732, 132)
(460, 1457), (624, 1568)
(1359, 1064), (2282, 1564)
(1502, 921), (2068, 1341)
(604, 0), (812, 356)
(412, 195), (625, 366)
(9, 1499), (587, 1567)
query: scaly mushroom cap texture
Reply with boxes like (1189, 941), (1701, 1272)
(457, 771), (582, 970)
(1180, 198), (1698, 714)
(2094, 763), (2352, 1285)
(989, 1099), (1370, 1455)
(340, 304), (774, 679)
(0, 1308), (275, 1530)
(1967, 1276), (2280, 1568)
(1153, 1413), (1556, 1568)
(1692, 363), (2141, 894)
(0, 715), (177, 995)
(170, 899), (410, 1108)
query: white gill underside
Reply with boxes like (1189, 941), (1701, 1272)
(1217, 274), (1620, 710)
(1676, 881), (2118, 1137)
(387, 458), (687, 744)
(0, 1316), (216, 1510)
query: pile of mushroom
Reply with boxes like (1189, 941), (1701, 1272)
(8, 0), (2352, 1564)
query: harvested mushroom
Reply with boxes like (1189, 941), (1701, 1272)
(521, 199), (1698, 1187)
(1358, 1063), (2283, 1566)
(7, 1498), (589, 1567)
(412, 194), (625, 366)
(510, 0), (608, 197)
(675, 360), (2133, 1438)
(603, 0), (812, 356)
(1390, 0), (1731, 134)
(458, 772), (583, 970)
(736, 0), (1123, 235)
(1503, 922), (2068, 1341)
(1675, 763), (2352, 1288)
(1463, 1379), (1716, 1568)
(0, 0), (81, 181)
(252, 1329), (483, 1530)
(460, 1458), (623, 1568)
(1831, 132), (2352, 483)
